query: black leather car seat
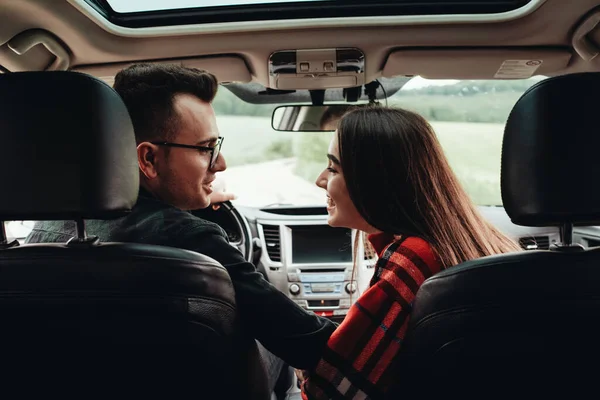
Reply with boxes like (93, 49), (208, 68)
(0, 71), (269, 399)
(389, 72), (600, 398)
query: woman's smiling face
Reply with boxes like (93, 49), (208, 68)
(315, 133), (374, 233)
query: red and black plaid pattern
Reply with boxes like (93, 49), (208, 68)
(302, 234), (443, 400)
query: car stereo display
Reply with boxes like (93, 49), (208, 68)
(291, 225), (352, 263)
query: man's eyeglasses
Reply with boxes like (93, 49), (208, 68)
(150, 137), (224, 168)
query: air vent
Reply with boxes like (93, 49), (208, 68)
(363, 232), (378, 260)
(260, 207), (328, 216)
(587, 238), (600, 248)
(519, 236), (550, 250)
(262, 224), (281, 262)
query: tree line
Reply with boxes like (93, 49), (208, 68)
(213, 78), (544, 123)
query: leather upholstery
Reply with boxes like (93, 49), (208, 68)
(391, 73), (600, 397)
(0, 243), (246, 395)
(0, 71), (138, 220)
(502, 72), (600, 226)
(395, 249), (600, 392)
(0, 71), (269, 398)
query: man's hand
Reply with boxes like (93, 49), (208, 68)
(209, 190), (236, 205)
(295, 369), (308, 388)
(209, 176), (236, 209)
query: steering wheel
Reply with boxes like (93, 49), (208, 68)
(190, 201), (253, 263)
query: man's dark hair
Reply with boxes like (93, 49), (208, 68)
(113, 63), (218, 143)
(319, 104), (370, 130)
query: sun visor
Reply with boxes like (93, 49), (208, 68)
(74, 55), (252, 85)
(383, 49), (573, 79)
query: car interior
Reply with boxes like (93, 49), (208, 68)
(2, 0), (600, 398)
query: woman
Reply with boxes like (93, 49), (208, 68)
(300, 106), (520, 399)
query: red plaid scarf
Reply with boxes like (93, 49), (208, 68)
(301, 233), (443, 399)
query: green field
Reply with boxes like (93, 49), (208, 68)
(216, 115), (504, 206)
(388, 92), (524, 124)
(216, 115), (297, 166)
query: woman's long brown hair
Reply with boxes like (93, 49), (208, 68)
(338, 106), (520, 268)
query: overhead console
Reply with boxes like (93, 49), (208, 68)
(268, 48), (365, 90)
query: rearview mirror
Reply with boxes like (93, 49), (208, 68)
(271, 104), (367, 132)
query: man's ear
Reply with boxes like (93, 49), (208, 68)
(137, 142), (160, 179)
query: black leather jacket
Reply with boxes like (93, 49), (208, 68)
(25, 188), (336, 369)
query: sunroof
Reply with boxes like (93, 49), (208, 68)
(87, 0), (535, 28)
(107, 0), (327, 13)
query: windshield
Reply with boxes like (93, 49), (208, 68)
(105, 0), (531, 14)
(106, 0), (327, 13)
(3, 76), (545, 242)
(215, 76), (545, 208)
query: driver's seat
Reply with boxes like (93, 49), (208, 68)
(0, 71), (269, 399)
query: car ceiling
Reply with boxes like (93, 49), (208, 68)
(2, 0), (600, 88)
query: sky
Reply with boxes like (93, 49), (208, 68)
(107, 0), (326, 13)
(403, 77), (459, 90)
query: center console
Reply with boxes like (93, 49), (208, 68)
(256, 207), (376, 322)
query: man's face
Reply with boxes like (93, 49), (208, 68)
(321, 119), (338, 131)
(149, 93), (226, 210)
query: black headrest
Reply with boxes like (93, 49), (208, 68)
(0, 71), (138, 220)
(502, 72), (600, 227)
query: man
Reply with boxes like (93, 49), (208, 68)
(319, 104), (358, 131)
(26, 63), (336, 389)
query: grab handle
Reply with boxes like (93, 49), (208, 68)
(8, 29), (70, 71)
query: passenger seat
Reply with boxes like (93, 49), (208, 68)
(390, 72), (600, 398)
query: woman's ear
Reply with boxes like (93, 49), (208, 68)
(137, 142), (159, 179)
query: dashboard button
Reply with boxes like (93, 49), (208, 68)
(288, 273), (299, 282)
(289, 283), (301, 295)
(323, 61), (335, 72)
(345, 282), (357, 294)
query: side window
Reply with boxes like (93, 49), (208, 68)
(389, 76), (546, 206)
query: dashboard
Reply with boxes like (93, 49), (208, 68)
(190, 202), (597, 323)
